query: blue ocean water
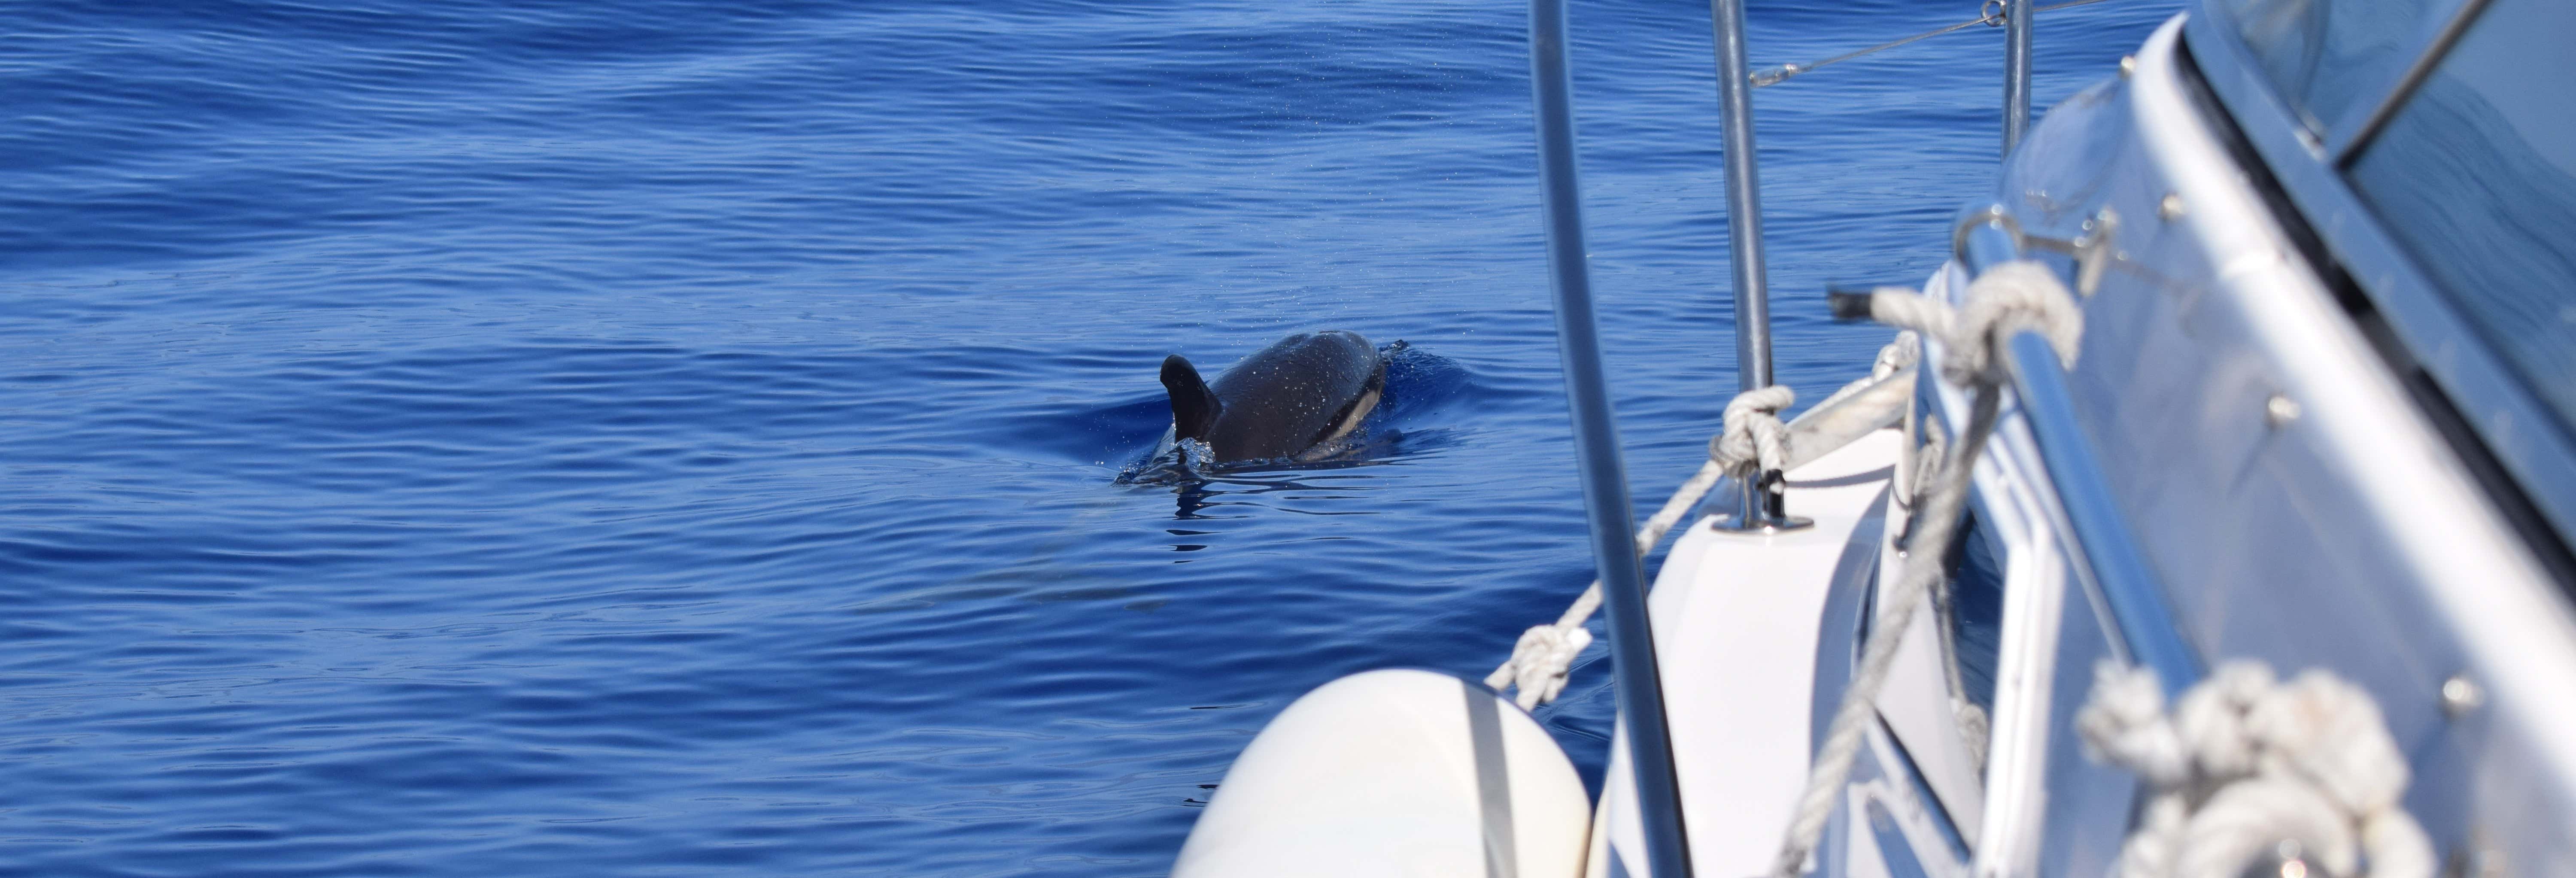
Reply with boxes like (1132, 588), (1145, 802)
(0, 1), (2177, 874)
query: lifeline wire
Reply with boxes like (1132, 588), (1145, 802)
(1751, 0), (2126, 88)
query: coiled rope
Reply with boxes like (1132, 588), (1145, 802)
(2076, 661), (2436, 878)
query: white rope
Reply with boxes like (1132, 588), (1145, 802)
(1899, 405), (1945, 513)
(1485, 457), (1721, 708)
(2076, 661), (2436, 878)
(1860, 261), (2080, 386)
(1771, 380), (1997, 877)
(1817, 330), (1920, 411)
(1953, 696), (1990, 776)
(1781, 263), (2426, 878)
(1485, 323), (1920, 711)
(1712, 385), (1795, 481)
(1768, 261), (2084, 878)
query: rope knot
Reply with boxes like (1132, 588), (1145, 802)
(2077, 661), (2435, 878)
(1873, 331), (1921, 378)
(1847, 261), (2082, 388)
(1485, 622), (1593, 710)
(1947, 261), (2082, 385)
(1712, 384), (1796, 481)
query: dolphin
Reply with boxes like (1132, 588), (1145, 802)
(1159, 331), (1387, 464)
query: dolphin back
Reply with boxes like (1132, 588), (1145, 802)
(1198, 330), (1385, 462)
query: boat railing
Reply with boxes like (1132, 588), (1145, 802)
(1745, 0), (2127, 150)
(1525, 2), (2157, 876)
(1956, 216), (2204, 697)
(1999, 329), (2203, 694)
(1525, 0), (1696, 872)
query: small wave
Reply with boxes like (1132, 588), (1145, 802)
(1370, 340), (1480, 423)
(999, 393), (1174, 466)
(1115, 437), (1214, 486)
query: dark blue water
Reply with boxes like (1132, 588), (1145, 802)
(0, 1), (2177, 874)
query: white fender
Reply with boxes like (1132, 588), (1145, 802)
(1173, 668), (1592, 878)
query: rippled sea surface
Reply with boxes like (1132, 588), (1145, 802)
(3, 1), (2178, 874)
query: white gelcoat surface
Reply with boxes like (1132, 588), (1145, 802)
(1872, 578), (1986, 844)
(1601, 428), (1900, 877)
(1864, 267), (1988, 846)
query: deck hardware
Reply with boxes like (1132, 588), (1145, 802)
(1714, 472), (1814, 535)
(2073, 208), (2119, 296)
(2118, 54), (2136, 77)
(2445, 829), (2506, 878)
(2265, 394), (2302, 429)
(1710, 475), (1816, 535)
(1708, 0), (1800, 538)
(2158, 192), (2186, 222)
(1952, 205), (2025, 266)
(2439, 674), (2484, 719)
(1959, 208), (2113, 295)
(2294, 126), (2326, 160)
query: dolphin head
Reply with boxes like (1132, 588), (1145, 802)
(1157, 331), (1385, 464)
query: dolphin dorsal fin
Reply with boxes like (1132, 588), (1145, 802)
(1160, 354), (1223, 441)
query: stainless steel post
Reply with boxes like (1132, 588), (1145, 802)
(1710, 0), (1771, 395)
(1526, 0), (1695, 873)
(1709, 0), (1805, 532)
(2003, 0), (2033, 153)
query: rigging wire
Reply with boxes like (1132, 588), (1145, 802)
(1751, 0), (2124, 88)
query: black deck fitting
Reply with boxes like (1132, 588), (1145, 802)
(1825, 287), (1877, 322)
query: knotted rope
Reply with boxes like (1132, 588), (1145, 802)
(1712, 385), (1796, 485)
(1769, 261), (2083, 878)
(1484, 453), (1720, 708)
(1842, 261), (2081, 385)
(2077, 662), (2436, 878)
(1484, 291), (1939, 712)
(1486, 381), (1783, 709)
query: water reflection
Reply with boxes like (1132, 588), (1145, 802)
(1166, 468), (1398, 521)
